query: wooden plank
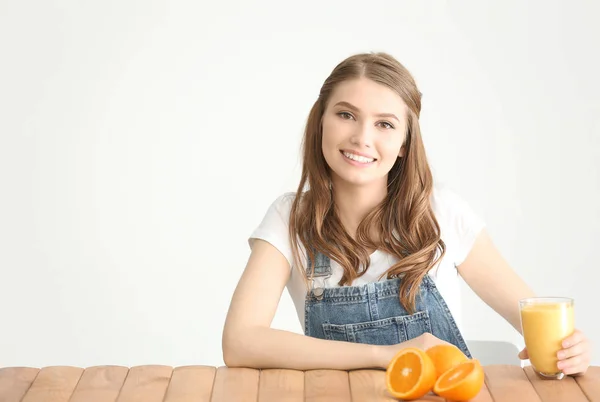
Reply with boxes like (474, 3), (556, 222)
(348, 370), (396, 402)
(574, 366), (600, 401)
(3, 364), (599, 402)
(115, 365), (172, 402)
(470, 377), (494, 402)
(524, 366), (588, 402)
(305, 370), (351, 402)
(0, 367), (39, 402)
(413, 397), (446, 402)
(21, 366), (84, 402)
(68, 366), (129, 402)
(485, 365), (541, 402)
(257, 369), (304, 402)
(210, 367), (259, 402)
(163, 366), (216, 402)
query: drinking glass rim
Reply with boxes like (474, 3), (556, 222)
(519, 297), (574, 305)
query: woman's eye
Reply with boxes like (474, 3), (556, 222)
(336, 112), (393, 129)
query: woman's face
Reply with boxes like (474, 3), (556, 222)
(321, 77), (408, 189)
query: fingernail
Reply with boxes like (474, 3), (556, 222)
(557, 362), (564, 369)
(557, 352), (565, 359)
(563, 341), (570, 348)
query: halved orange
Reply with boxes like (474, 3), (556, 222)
(433, 359), (485, 401)
(385, 347), (437, 400)
(426, 344), (469, 378)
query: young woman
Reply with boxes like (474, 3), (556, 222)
(222, 52), (591, 375)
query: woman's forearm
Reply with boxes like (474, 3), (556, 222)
(223, 326), (389, 370)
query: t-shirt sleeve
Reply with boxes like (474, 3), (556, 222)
(433, 186), (486, 267)
(248, 193), (296, 269)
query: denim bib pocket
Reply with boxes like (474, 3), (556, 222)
(322, 310), (431, 345)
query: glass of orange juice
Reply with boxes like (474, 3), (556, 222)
(519, 297), (574, 379)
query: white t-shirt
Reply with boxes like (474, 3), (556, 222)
(249, 186), (485, 333)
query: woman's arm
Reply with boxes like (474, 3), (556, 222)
(222, 239), (384, 370)
(458, 229), (591, 375)
(456, 229), (535, 333)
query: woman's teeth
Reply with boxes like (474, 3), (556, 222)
(343, 151), (375, 163)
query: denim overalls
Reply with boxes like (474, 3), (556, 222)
(304, 250), (472, 358)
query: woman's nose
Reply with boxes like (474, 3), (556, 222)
(350, 123), (374, 148)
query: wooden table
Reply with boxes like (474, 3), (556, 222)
(0, 364), (598, 401)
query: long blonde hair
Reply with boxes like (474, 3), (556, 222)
(289, 52), (445, 313)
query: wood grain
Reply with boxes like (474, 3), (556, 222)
(485, 365), (541, 402)
(162, 366), (216, 402)
(0, 364), (599, 402)
(0, 367), (40, 402)
(574, 366), (600, 402)
(524, 366), (588, 402)
(257, 369), (304, 402)
(348, 370), (396, 402)
(210, 367), (260, 402)
(21, 366), (83, 402)
(305, 370), (351, 402)
(69, 366), (129, 402)
(114, 365), (172, 402)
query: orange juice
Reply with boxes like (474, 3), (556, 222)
(520, 298), (574, 378)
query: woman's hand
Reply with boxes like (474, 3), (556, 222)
(518, 329), (592, 376)
(378, 332), (453, 368)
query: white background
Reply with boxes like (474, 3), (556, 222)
(1, 0), (598, 368)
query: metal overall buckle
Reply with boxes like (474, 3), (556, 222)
(310, 273), (331, 301)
